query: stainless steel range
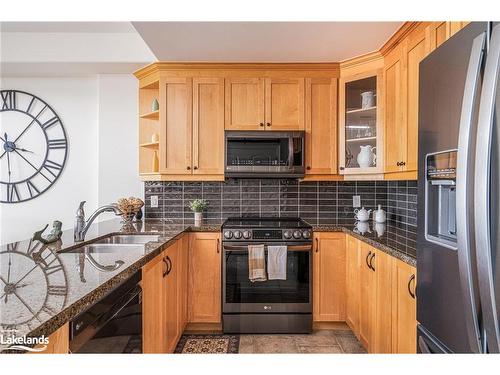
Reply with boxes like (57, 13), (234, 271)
(221, 217), (313, 334)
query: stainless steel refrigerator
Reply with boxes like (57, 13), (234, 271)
(418, 21), (500, 353)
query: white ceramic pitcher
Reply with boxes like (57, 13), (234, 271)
(357, 145), (376, 168)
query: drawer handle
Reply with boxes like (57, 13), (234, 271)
(365, 250), (372, 268)
(369, 253), (376, 271)
(408, 274), (416, 299)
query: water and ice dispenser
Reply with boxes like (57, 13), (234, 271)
(425, 150), (458, 250)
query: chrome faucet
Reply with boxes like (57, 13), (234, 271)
(74, 201), (121, 242)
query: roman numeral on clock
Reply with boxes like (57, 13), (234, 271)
(26, 180), (40, 198)
(6, 183), (20, 203)
(1, 90), (16, 110)
(47, 285), (68, 296)
(41, 116), (60, 130)
(48, 139), (67, 149)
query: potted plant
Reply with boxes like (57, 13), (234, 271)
(189, 199), (209, 226)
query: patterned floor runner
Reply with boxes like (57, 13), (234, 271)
(174, 334), (240, 354)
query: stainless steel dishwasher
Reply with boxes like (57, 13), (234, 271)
(69, 271), (142, 353)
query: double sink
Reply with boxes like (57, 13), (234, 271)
(66, 234), (161, 254)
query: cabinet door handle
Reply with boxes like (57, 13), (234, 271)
(315, 238), (319, 253)
(162, 257), (168, 278)
(193, 166), (198, 170)
(339, 166), (345, 171)
(397, 161), (401, 166)
(259, 122), (264, 127)
(165, 255), (172, 275)
(187, 166), (191, 170)
(365, 251), (372, 268)
(369, 253), (376, 271)
(408, 274), (416, 299)
(401, 161), (406, 166)
(217, 238), (220, 253)
(306, 166), (311, 170)
(266, 122), (271, 127)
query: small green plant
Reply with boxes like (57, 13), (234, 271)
(189, 199), (209, 213)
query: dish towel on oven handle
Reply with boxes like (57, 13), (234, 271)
(248, 244), (267, 282)
(267, 245), (287, 280)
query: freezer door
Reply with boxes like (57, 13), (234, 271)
(418, 22), (488, 353)
(474, 22), (500, 353)
(417, 324), (451, 353)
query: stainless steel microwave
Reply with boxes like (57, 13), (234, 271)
(224, 131), (305, 178)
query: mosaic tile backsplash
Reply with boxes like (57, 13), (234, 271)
(144, 179), (418, 256)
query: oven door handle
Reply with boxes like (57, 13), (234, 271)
(222, 244), (312, 252)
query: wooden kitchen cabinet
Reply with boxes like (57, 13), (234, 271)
(304, 78), (338, 177)
(160, 77), (193, 175)
(345, 234), (361, 336)
(313, 232), (346, 322)
(265, 77), (305, 130)
(164, 241), (180, 353)
(358, 241), (375, 349)
(339, 70), (384, 176)
(188, 232), (221, 323)
(391, 258), (417, 353)
(225, 77), (265, 130)
(192, 78), (225, 175)
(177, 235), (189, 336)
(142, 252), (167, 353)
(33, 323), (69, 354)
(371, 249), (393, 354)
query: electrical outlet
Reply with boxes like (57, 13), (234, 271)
(150, 195), (159, 208)
(353, 195), (361, 208)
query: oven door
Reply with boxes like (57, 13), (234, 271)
(222, 242), (312, 313)
(224, 131), (305, 178)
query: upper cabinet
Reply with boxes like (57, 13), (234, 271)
(339, 70), (384, 175)
(304, 78), (338, 176)
(264, 78), (305, 130)
(225, 78), (265, 130)
(225, 77), (305, 131)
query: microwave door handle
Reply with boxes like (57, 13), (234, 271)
(456, 31), (486, 354)
(474, 23), (500, 354)
(288, 137), (294, 169)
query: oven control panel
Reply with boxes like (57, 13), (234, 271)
(223, 228), (312, 241)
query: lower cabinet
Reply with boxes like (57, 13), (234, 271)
(313, 232), (346, 322)
(33, 323), (69, 354)
(188, 232), (221, 323)
(344, 234), (417, 353)
(142, 236), (188, 353)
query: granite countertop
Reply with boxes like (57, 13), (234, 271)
(0, 218), (415, 352)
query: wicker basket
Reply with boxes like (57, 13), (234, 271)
(117, 198), (144, 223)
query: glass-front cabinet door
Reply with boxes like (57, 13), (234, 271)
(339, 70), (383, 175)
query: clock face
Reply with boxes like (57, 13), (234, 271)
(0, 90), (68, 203)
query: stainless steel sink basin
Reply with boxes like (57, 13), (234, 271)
(92, 234), (160, 245)
(65, 243), (146, 254)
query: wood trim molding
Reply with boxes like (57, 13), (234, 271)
(135, 62), (341, 79)
(379, 22), (422, 56)
(339, 51), (383, 70)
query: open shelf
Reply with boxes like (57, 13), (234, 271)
(140, 141), (159, 149)
(140, 110), (159, 120)
(346, 106), (377, 114)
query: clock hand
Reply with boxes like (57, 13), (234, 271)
(5, 133), (12, 182)
(15, 146), (34, 153)
(12, 105), (47, 144)
(14, 149), (53, 183)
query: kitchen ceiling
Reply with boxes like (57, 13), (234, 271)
(132, 22), (403, 62)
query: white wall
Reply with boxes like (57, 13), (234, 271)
(0, 74), (142, 244)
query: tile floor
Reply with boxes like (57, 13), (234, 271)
(239, 329), (366, 354)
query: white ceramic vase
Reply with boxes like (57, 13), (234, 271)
(194, 212), (203, 227)
(373, 204), (386, 223)
(357, 145), (376, 168)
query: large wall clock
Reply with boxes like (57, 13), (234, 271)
(0, 90), (68, 203)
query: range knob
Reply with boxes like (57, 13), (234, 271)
(283, 230), (293, 239)
(243, 230), (251, 239)
(224, 230), (233, 239)
(293, 230), (302, 239)
(302, 230), (311, 239)
(234, 230), (242, 239)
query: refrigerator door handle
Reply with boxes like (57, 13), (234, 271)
(474, 23), (500, 353)
(456, 31), (486, 353)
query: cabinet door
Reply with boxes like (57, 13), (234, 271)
(313, 232), (346, 322)
(305, 78), (338, 175)
(225, 78), (265, 130)
(165, 242), (180, 352)
(142, 253), (166, 353)
(160, 77), (193, 174)
(265, 78), (305, 130)
(392, 259), (417, 353)
(177, 235), (189, 335)
(193, 78), (224, 175)
(371, 249), (393, 353)
(359, 242), (375, 350)
(404, 29), (429, 172)
(384, 44), (406, 173)
(345, 235), (361, 336)
(188, 232), (221, 323)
